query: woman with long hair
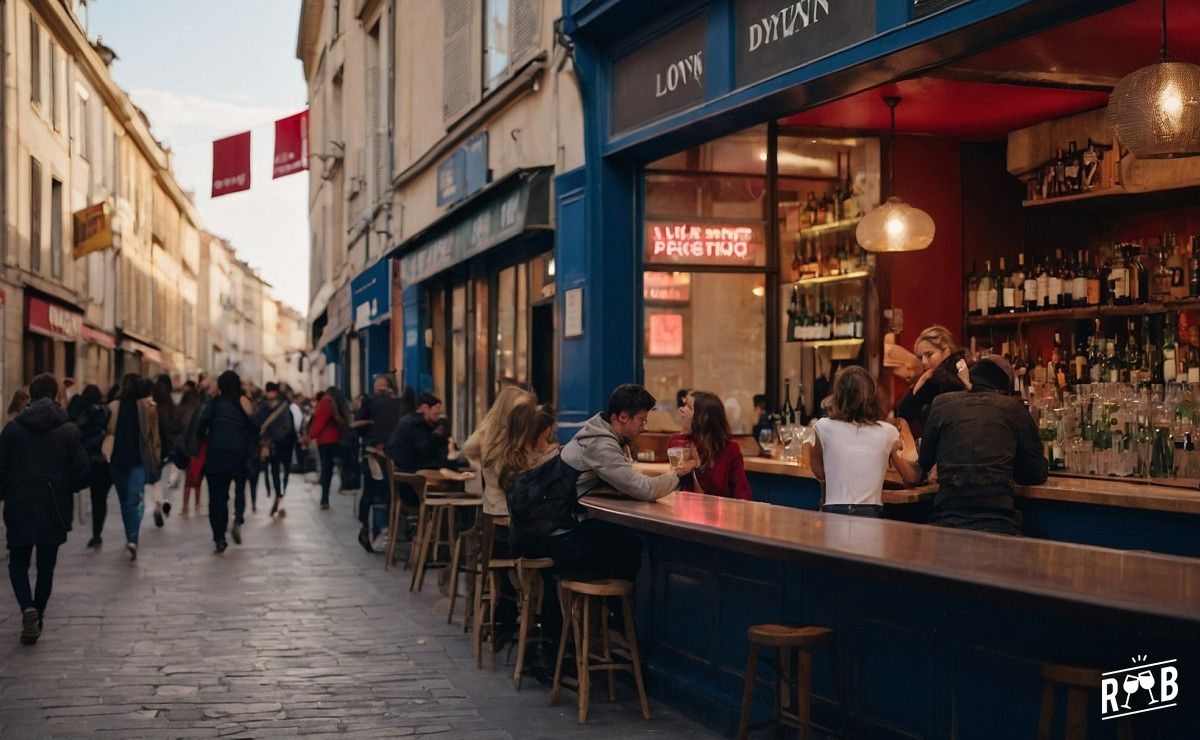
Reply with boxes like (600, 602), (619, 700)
(106, 374), (160, 561)
(812, 366), (918, 517)
(198, 371), (254, 552)
(895, 325), (971, 437)
(462, 386), (533, 510)
(6, 388), (29, 421)
(75, 385), (112, 549)
(668, 391), (751, 500)
(484, 402), (558, 515)
(305, 385), (350, 510)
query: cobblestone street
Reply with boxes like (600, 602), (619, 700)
(0, 478), (716, 739)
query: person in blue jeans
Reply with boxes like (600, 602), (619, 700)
(105, 374), (160, 562)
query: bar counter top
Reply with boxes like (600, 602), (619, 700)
(581, 491), (1200, 624)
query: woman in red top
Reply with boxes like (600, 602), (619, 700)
(303, 387), (348, 509)
(667, 391), (751, 500)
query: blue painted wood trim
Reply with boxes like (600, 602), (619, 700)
(401, 285), (431, 395)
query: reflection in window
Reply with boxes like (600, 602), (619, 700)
(485, 0), (510, 86)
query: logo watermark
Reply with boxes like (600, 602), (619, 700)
(1102, 656), (1178, 721)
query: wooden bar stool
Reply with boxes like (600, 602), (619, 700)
(551, 578), (650, 725)
(410, 494), (480, 592)
(1039, 662), (1133, 740)
(737, 624), (848, 740)
(512, 556), (554, 689)
(446, 518), (482, 625)
(471, 513), (517, 667)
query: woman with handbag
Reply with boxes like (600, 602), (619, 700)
(197, 371), (255, 553)
(104, 374), (161, 562)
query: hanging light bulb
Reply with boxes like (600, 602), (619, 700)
(856, 96), (936, 253)
(1107, 0), (1200, 159)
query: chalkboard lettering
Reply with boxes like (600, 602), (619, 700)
(736, 0), (874, 88)
(611, 14), (707, 135)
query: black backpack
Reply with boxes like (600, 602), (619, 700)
(506, 453), (586, 544)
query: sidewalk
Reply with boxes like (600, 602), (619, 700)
(0, 476), (719, 738)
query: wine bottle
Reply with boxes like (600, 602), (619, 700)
(781, 379), (796, 425)
(1013, 253), (1027, 311)
(1000, 257), (1016, 312)
(1130, 243), (1149, 304)
(1023, 257), (1040, 311)
(1152, 235), (1175, 302)
(978, 260), (993, 317)
(1167, 233), (1188, 300)
(1037, 258), (1052, 309)
(1163, 317), (1178, 383)
(1072, 250), (1088, 307)
(1057, 249), (1073, 307)
(967, 261), (980, 316)
(1064, 140), (1081, 193)
(789, 285), (801, 341)
(1109, 247), (1130, 305)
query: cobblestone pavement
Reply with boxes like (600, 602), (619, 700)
(0, 476), (718, 739)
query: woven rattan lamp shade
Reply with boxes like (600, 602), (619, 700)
(1108, 60), (1200, 159)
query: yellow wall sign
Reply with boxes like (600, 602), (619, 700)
(73, 202), (112, 259)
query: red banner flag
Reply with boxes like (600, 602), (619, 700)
(212, 131), (251, 197)
(273, 110), (309, 179)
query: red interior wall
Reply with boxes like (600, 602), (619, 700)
(878, 135), (963, 398)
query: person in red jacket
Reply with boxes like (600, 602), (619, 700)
(303, 387), (349, 510)
(667, 390), (751, 500)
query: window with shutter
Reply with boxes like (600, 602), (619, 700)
(442, 0), (473, 121)
(510, 0), (539, 63)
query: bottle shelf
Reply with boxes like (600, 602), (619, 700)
(790, 337), (863, 348)
(795, 269), (870, 287)
(963, 300), (1200, 326)
(1021, 186), (1125, 208)
(797, 216), (862, 238)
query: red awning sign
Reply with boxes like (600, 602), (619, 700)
(27, 296), (83, 342)
(80, 324), (116, 349)
(273, 110), (309, 179)
(212, 131), (252, 197)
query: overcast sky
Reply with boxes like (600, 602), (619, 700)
(88, 0), (310, 314)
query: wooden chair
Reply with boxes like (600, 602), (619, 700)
(471, 513), (517, 667)
(737, 624), (848, 740)
(1039, 662), (1133, 740)
(410, 489), (480, 593)
(551, 578), (650, 725)
(512, 556), (554, 689)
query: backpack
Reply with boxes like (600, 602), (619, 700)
(506, 452), (586, 543)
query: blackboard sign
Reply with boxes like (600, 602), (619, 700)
(735, 0), (875, 89)
(611, 13), (707, 136)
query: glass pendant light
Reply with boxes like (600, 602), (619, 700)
(856, 96), (935, 253)
(1107, 0), (1200, 159)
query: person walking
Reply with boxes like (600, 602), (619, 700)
(197, 371), (255, 553)
(104, 374), (161, 562)
(0, 374), (90, 644)
(6, 388), (29, 421)
(253, 382), (296, 517)
(180, 381), (214, 516)
(149, 374), (179, 527)
(304, 386), (349, 511)
(73, 385), (112, 548)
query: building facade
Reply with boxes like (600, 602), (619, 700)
(299, 0), (583, 438)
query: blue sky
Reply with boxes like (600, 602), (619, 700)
(88, 0), (310, 313)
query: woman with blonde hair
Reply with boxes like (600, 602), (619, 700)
(462, 385), (532, 514)
(668, 391), (751, 500)
(484, 403), (558, 517)
(895, 324), (971, 436)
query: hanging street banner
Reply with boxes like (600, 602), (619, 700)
(273, 110), (309, 179)
(72, 201), (113, 259)
(212, 131), (252, 197)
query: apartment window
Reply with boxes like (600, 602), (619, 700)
(484, 0), (510, 87)
(49, 42), (59, 128)
(30, 158), (42, 272)
(29, 18), (40, 105)
(50, 179), (63, 279)
(77, 90), (90, 160)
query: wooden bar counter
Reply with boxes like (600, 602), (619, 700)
(577, 489), (1200, 737)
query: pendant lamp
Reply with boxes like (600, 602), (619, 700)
(1107, 0), (1200, 159)
(856, 96), (935, 253)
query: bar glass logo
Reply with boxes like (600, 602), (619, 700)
(1102, 656), (1179, 720)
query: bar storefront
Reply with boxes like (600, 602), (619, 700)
(558, 0), (1200, 735)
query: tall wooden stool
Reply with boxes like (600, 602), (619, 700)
(411, 494), (480, 592)
(737, 624), (848, 740)
(471, 513), (517, 667)
(446, 517), (483, 625)
(512, 556), (554, 689)
(1039, 662), (1133, 740)
(551, 578), (650, 725)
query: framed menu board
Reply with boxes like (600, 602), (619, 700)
(647, 312), (685, 357)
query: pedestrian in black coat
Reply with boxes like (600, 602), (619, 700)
(73, 385), (112, 549)
(0, 374), (90, 645)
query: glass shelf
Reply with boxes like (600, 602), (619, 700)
(788, 337), (864, 348)
(795, 270), (870, 287)
(963, 301), (1200, 326)
(797, 216), (862, 237)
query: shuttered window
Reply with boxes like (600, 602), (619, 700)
(510, 0), (539, 63)
(442, 0), (474, 122)
(30, 158), (42, 272)
(29, 18), (41, 105)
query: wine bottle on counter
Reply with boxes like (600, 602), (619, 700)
(1012, 253), (1027, 311)
(1037, 258), (1053, 309)
(781, 379), (796, 426)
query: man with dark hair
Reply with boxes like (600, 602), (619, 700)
(523, 383), (696, 582)
(0, 374), (90, 644)
(253, 381), (297, 515)
(914, 355), (1047, 535)
(386, 392), (453, 475)
(751, 393), (771, 445)
(353, 372), (408, 551)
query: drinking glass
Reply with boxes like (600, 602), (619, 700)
(758, 428), (774, 457)
(667, 446), (694, 472)
(1122, 673), (1141, 709)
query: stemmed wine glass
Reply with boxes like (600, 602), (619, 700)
(1121, 673), (1141, 709)
(1139, 670), (1158, 704)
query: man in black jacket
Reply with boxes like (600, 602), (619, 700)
(386, 392), (449, 475)
(0, 374), (90, 644)
(353, 373), (408, 551)
(916, 356), (1048, 535)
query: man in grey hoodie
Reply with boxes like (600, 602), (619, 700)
(532, 384), (697, 581)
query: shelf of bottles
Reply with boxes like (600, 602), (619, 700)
(1019, 137), (1118, 207)
(797, 216), (862, 237)
(967, 236), (1200, 326)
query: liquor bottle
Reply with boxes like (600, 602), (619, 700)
(1163, 316), (1178, 383)
(1057, 249), (1073, 307)
(987, 260), (1000, 313)
(1152, 236), (1175, 302)
(999, 257), (1017, 312)
(1064, 140), (1081, 193)
(977, 260), (994, 317)
(1104, 339), (1121, 383)
(1167, 233), (1188, 300)
(1191, 236), (1200, 297)
(1082, 139), (1101, 190)
(789, 285), (801, 341)
(1108, 247), (1130, 305)
(1096, 251), (1111, 305)
(851, 298), (863, 339)
(1012, 253), (1027, 310)
(966, 261), (979, 316)
(1052, 332), (1069, 388)
(781, 379), (796, 426)
(1126, 321), (1144, 385)
(1037, 258), (1052, 309)
(1072, 250), (1088, 307)
(817, 192), (831, 226)
(1053, 147), (1067, 196)
(1024, 258), (1040, 311)
(1130, 243), (1149, 304)
(804, 192), (819, 228)
(1073, 334), (1088, 384)
(1088, 323), (1104, 383)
